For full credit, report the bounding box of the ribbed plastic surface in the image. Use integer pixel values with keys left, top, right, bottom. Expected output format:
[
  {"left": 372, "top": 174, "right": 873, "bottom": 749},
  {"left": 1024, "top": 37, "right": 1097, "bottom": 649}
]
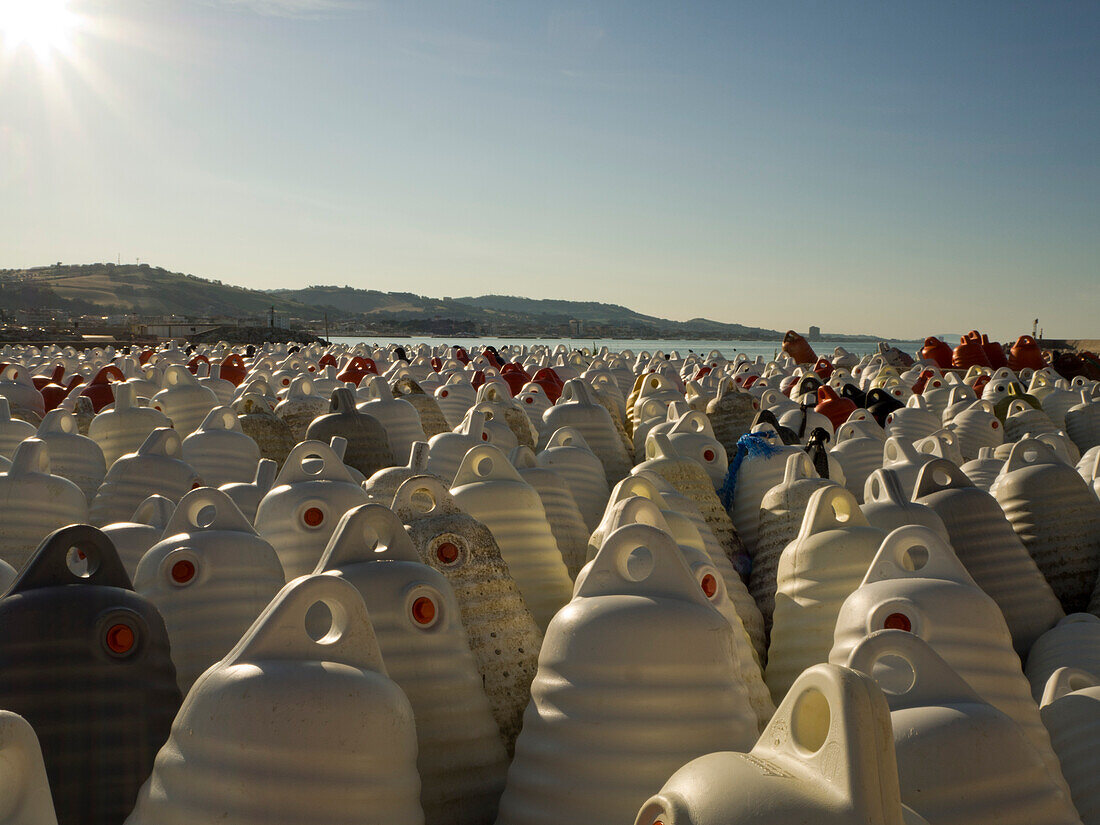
[
  {"left": 393, "top": 474, "right": 542, "bottom": 755},
  {"left": 766, "top": 486, "right": 885, "bottom": 704},
  {"left": 1041, "top": 668, "right": 1100, "bottom": 825},
  {"left": 497, "top": 524, "right": 757, "bottom": 825},
  {"left": 88, "top": 428, "right": 200, "bottom": 527},
  {"left": 125, "top": 576, "right": 424, "bottom": 825},
  {"left": 0, "top": 525, "right": 181, "bottom": 825},
  {"left": 0, "top": 439, "right": 88, "bottom": 571},
  {"left": 991, "top": 439, "right": 1100, "bottom": 614},
  {"left": 305, "top": 387, "right": 396, "bottom": 478},
  {"left": 830, "top": 525, "right": 1070, "bottom": 795},
  {"left": 134, "top": 488, "right": 286, "bottom": 693},
  {"left": 452, "top": 444, "right": 574, "bottom": 631},
  {"left": 752, "top": 452, "right": 837, "bottom": 635},
  {"left": 254, "top": 440, "right": 370, "bottom": 578},
  {"left": 914, "top": 459, "right": 1064, "bottom": 655},
  {"left": 180, "top": 406, "right": 261, "bottom": 487},
  {"left": 314, "top": 505, "right": 508, "bottom": 825},
  {"left": 847, "top": 630, "right": 1082, "bottom": 825}
]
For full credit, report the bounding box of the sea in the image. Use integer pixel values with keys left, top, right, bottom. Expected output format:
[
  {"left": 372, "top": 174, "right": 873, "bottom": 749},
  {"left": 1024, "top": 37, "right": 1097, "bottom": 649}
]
[{"left": 329, "top": 336, "right": 925, "bottom": 362}]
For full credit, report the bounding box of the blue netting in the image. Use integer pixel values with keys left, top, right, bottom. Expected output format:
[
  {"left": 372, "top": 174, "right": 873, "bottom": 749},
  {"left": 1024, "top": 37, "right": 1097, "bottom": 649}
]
[{"left": 719, "top": 431, "right": 785, "bottom": 510}]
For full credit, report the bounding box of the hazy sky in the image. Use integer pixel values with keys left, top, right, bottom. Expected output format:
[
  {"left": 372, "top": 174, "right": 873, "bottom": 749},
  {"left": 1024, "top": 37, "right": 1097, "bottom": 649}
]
[{"left": 1, "top": 1, "right": 1096, "bottom": 340}]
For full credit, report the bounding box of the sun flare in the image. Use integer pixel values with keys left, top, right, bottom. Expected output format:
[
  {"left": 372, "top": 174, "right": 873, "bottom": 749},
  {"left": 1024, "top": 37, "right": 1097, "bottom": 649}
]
[{"left": 0, "top": 0, "right": 77, "bottom": 56}]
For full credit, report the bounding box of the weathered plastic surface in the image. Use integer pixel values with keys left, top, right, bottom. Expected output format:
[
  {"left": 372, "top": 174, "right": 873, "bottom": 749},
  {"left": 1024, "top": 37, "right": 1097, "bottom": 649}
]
[
  {"left": 541, "top": 379, "right": 633, "bottom": 481},
  {"left": 305, "top": 387, "right": 396, "bottom": 478},
  {"left": 829, "top": 525, "right": 1069, "bottom": 792},
  {"left": 473, "top": 382, "right": 536, "bottom": 449},
  {"left": 254, "top": 440, "right": 370, "bottom": 578},
  {"left": 392, "top": 375, "right": 452, "bottom": 438},
  {"left": 88, "top": 428, "right": 200, "bottom": 527},
  {"left": 357, "top": 375, "right": 429, "bottom": 459},
  {"left": 150, "top": 364, "right": 219, "bottom": 436},
  {"left": 273, "top": 375, "right": 328, "bottom": 441},
  {"left": 637, "top": 432, "right": 748, "bottom": 566},
  {"left": 766, "top": 486, "right": 885, "bottom": 704},
  {"left": 363, "top": 441, "right": 436, "bottom": 504},
  {"left": 34, "top": 410, "right": 107, "bottom": 503},
  {"left": 0, "top": 710, "right": 59, "bottom": 825},
  {"left": 535, "top": 427, "right": 611, "bottom": 532},
  {"left": 0, "top": 397, "right": 35, "bottom": 459},
  {"left": 451, "top": 443, "right": 574, "bottom": 630},
  {"left": 134, "top": 488, "right": 286, "bottom": 693},
  {"left": 497, "top": 523, "right": 757, "bottom": 825},
  {"left": 0, "top": 440, "right": 89, "bottom": 571},
  {"left": 101, "top": 494, "right": 176, "bottom": 577},
  {"left": 635, "top": 663, "right": 913, "bottom": 825},
  {"left": 860, "top": 468, "right": 950, "bottom": 540},
  {"left": 511, "top": 446, "right": 590, "bottom": 579},
  {"left": 0, "top": 525, "right": 181, "bottom": 825},
  {"left": 217, "top": 458, "right": 277, "bottom": 524},
  {"left": 87, "top": 383, "right": 171, "bottom": 468},
  {"left": 848, "top": 630, "right": 1082, "bottom": 825},
  {"left": 393, "top": 474, "right": 542, "bottom": 754},
  {"left": 914, "top": 458, "right": 1065, "bottom": 655},
  {"left": 314, "top": 504, "right": 508, "bottom": 825},
  {"left": 234, "top": 393, "right": 296, "bottom": 467},
  {"left": 885, "top": 397, "right": 942, "bottom": 444},
  {"left": 751, "top": 451, "right": 837, "bottom": 635},
  {"left": 1025, "top": 614, "right": 1100, "bottom": 703},
  {"left": 125, "top": 575, "right": 424, "bottom": 825},
  {"left": 1040, "top": 668, "right": 1100, "bottom": 825},
  {"left": 991, "top": 438, "right": 1100, "bottom": 614},
  {"left": 180, "top": 406, "right": 261, "bottom": 487},
  {"left": 704, "top": 378, "right": 757, "bottom": 458}
]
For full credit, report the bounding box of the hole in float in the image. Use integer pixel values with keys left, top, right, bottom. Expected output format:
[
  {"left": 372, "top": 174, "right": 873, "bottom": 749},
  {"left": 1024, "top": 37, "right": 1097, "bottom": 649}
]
[
  {"left": 194, "top": 504, "right": 217, "bottom": 529},
  {"left": 301, "top": 453, "right": 325, "bottom": 475},
  {"left": 623, "top": 545, "right": 654, "bottom": 582},
  {"left": 872, "top": 652, "right": 917, "bottom": 695},
  {"left": 411, "top": 595, "right": 438, "bottom": 627},
  {"left": 410, "top": 487, "right": 436, "bottom": 514},
  {"left": 66, "top": 544, "right": 99, "bottom": 578},
  {"left": 475, "top": 455, "right": 494, "bottom": 476},
  {"left": 305, "top": 598, "right": 347, "bottom": 645},
  {"left": 932, "top": 469, "right": 951, "bottom": 488},
  {"left": 790, "top": 687, "right": 830, "bottom": 753},
  {"left": 901, "top": 545, "right": 929, "bottom": 571},
  {"left": 830, "top": 497, "right": 852, "bottom": 523}
]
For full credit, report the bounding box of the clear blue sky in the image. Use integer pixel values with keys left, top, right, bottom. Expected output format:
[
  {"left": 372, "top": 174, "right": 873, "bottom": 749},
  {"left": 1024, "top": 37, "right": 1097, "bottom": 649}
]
[{"left": 1, "top": 0, "right": 1097, "bottom": 340}]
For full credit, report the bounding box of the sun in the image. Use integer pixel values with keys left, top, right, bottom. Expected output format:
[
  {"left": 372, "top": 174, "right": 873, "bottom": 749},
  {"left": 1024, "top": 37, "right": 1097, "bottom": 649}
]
[{"left": 0, "top": 0, "right": 78, "bottom": 56}]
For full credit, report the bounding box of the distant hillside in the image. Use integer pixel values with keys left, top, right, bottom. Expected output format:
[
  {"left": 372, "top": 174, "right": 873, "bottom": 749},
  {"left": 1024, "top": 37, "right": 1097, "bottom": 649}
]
[
  {"left": 456, "top": 294, "right": 780, "bottom": 336},
  {"left": 1, "top": 264, "right": 313, "bottom": 318},
  {"left": 0, "top": 263, "right": 803, "bottom": 339}
]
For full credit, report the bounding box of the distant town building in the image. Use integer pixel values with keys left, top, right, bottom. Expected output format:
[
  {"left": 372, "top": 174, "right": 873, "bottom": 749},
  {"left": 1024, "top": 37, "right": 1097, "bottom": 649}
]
[{"left": 808, "top": 325, "right": 821, "bottom": 341}]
